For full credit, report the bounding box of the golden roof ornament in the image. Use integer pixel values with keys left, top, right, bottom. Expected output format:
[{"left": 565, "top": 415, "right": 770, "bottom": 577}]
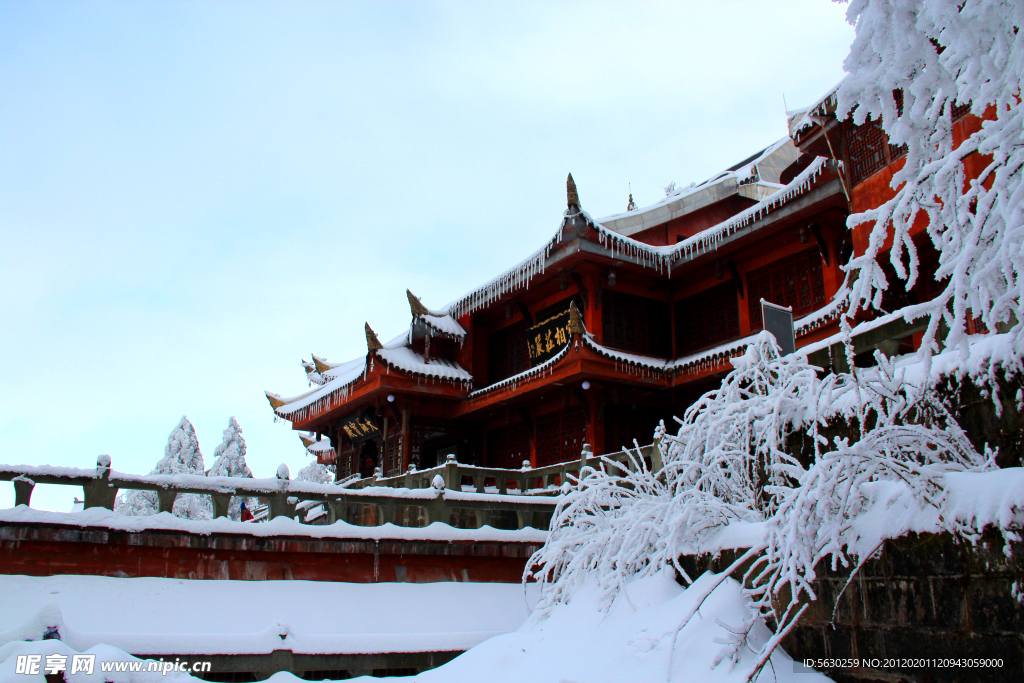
[
  {"left": 407, "top": 289, "right": 429, "bottom": 317},
  {"left": 568, "top": 300, "right": 586, "bottom": 336},
  {"left": 567, "top": 173, "right": 580, "bottom": 209},
  {"left": 265, "top": 391, "right": 285, "bottom": 409},
  {"left": 312, "top": 355, "right": 331, "bottom": 373},
  {"left": 299, "top": 434, "right": 316, "bottom": 448},
  {"left": 365, "top": 323, "right": 383, "bottom": 352}
]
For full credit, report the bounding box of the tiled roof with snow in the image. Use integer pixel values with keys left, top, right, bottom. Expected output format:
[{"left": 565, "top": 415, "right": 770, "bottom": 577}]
[
  {"left": 447, "top": 156, "right": 832, "bottom": 319},
  {"left": 596, "top": 137, "right": 799, "bottom": 237},
  {"left": 788, "top": 79, "right": 844, "bottom": 139},
  {"left": 377, "top": 346, "right": 473, "bottom": 383},
  {"left": 421, "top": 313, "right": 466, "bottom": 339}
]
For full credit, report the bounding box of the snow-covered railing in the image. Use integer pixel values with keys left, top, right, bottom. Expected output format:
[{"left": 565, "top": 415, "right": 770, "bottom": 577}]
[
  {"left": 369, "top": 441, "right": 663, "bottom": 494},
  {"left": 0, "top": 456, "right": 557, "bottom": 531}
]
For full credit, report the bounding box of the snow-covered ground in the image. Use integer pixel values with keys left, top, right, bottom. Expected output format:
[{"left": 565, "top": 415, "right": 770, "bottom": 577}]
[
  {"left": 0, "top": 575, "right": 537, "bottom": 656},
  {"left": 0, "top": 571, "right": 830, "bottom": 683}
]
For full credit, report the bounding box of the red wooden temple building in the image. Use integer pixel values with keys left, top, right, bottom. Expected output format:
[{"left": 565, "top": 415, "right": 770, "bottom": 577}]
[{"left": 266, "top": 83, "right": 986, "bottom": 480}]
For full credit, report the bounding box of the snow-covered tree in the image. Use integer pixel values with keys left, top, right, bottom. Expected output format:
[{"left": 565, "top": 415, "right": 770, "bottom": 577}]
[
  {"left": 296, "top": 462, "right": 334, "bottom": 484},
  {"left": 116, "top": 416, "right": 212, "bottom": 520},
  {"left": 207, "top": 417, "right": 254, "bottom": 520},
  {"left": 527, "top": 334, "right": 991, "bottom": 679},
  {"left": 837, "top": 0, "right": 1024, "bottom": 368}
]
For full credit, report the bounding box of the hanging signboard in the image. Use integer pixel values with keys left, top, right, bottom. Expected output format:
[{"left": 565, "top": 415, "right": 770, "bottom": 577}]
[
  {"left": 526, "top": 309, "right": 571, "bottom": 367},
  {"left": 761, "top": 299, "right": 796, "bottom": 356},
  {"left": 339, "top": 412, "right": 381, "bottom": 444}
]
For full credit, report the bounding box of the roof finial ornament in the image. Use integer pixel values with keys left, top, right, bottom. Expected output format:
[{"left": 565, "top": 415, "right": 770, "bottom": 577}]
[
  {"left": 312, "top": 355, "right": 331, "bottom": 373},
  {"left": 567, "top": 173, "right": 580, "bottom": 210},
  {"left": 365, "top": 323, "right": 383, "bottom": 352},
  {"left": 627, "top": 183, "right": 637, "bottom": 212},
  {"left": 568, "top": 300, "right": 586, "bottom": 336},
  {"left": 265, "top": 391, "right": 285, "bottom": 409},
  {"left": 407, "top": 289, "right": 429, "bottom": 317}
]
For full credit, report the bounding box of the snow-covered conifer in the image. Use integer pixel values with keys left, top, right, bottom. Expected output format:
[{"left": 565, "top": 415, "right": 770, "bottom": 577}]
[
  {"left": 295, "top": 462, "right": 334, "bottom": 484},
  {"left": 208, "top": 417, "right": 254, "bottom": 520},
  {"left": 116, "top": 416, "right": 212, "bottom": 520}
]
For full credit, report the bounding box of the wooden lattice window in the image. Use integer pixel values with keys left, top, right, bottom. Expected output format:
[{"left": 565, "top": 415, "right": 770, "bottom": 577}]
[
  {"left": 674, "top": 280, "right": 740, "bottom": 356},
  {"left": 844, "top": 118, "right": 889, "bottom": 185},
  {"left": 485, "top": 422, "right": 532, "bottom": 469},
  {"left": 384, "top": 425, "right": 403, "bottom": 476},
  {"left": 747, "top": 249, "right": 826, "bottom": 330},
  {"left": 966, "top": 311, "right": 989, "bottom": 336},
  {"left": 535, "top": 406, "right": 587, "bottom": 467},
  {"left": 337, "top": 441, "right": 354, "bottom": 480},
  {"left": 951, "top": 100, "right": 972, "bottom": 121},
  {"left": 488, "top": 321, "right": 530, "bottom": 383},
  {"left": 602, "top": 291, "right": 671, "bottom": 357},
  {"left": 843, "top": 109, "right": 916, "bottom": 186}
]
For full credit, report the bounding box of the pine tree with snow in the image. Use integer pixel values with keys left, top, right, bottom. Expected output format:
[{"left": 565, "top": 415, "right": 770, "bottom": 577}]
[
  {"left": 116, "top": 416, "right": 212, "bottom": 520},
  {"left": 207, "top": 417, "right": 254, "bottom": 520},
  {"left": 296, "top": 462, "right": 334, "bottom": 484}
]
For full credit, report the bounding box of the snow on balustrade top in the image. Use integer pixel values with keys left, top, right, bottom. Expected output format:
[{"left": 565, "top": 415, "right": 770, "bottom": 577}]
[
  {"left": 376, "top": 345, "right": 473, "bottom": 383},
  {"left": 0, "top": 506, "right": 550, "bottom": 544}
]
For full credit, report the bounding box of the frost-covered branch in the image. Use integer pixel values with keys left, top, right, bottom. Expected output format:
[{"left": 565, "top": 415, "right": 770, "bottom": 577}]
[
  {"left": 837, "top": 0, "right": 1024, "bottom": 370},
  {"left": 527, "top": 334, "right": 992, "bottom": 678}
]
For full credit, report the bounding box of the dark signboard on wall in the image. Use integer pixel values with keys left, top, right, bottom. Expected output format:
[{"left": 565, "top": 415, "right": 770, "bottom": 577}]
[
  {"left": 526, "top": 309, "right": 571, "bottom": 367},
  {"left": 339, "top": 411, "right": 381, "bottom": 444},
  {"left": 761, "top": 299, "right": 796, "bottom": 356}
]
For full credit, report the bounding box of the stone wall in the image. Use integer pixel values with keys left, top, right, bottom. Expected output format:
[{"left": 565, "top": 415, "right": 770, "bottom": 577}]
[
  {"left": 0, "top": 522, "right": 542, "bottom": 584},
  {"left": 680, "top": 529, "right": 1024, "bottom": 682}
]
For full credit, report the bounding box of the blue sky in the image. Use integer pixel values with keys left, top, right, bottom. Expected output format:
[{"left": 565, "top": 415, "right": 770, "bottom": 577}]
[{"left": 0, "top": 1, "right": 854, "bottom": 511}]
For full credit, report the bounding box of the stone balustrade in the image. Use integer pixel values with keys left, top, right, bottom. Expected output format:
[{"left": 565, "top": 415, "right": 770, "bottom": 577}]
[{"left": 1, "top": 442, "right": 662, "bottom": 530}]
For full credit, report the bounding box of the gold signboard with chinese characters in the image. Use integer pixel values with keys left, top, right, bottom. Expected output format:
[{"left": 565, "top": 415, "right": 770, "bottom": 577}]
[
  {"left": 526, "top": 309, "right": 571, "bottom": 367},
  {"left": 339, "top": 412, "right": 381, "bottom": 444}
]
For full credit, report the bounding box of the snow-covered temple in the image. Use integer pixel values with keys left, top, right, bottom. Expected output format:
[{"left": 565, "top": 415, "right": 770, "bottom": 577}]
[{"left": 265, "top": 87, "right": 983, "bottom": 481}]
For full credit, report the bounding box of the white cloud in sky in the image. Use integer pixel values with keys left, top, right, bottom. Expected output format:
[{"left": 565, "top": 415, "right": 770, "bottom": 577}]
[{"left": 0, "top": 0, "right": 854, "bottom": 510}]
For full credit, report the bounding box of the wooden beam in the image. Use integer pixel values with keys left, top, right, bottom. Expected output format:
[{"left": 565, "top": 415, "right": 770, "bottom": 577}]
[
  {"left": 810, "top": 223, "right": 831, "bottom": 266},
  {"left": 569, "top": 272, "right": 590, "bottom": 310},
  {"left": 516, "top": 301, "right": 534, "bottom": 327},
  {"left": 726, "top": 261, "right": 745, "bottom": 299}
]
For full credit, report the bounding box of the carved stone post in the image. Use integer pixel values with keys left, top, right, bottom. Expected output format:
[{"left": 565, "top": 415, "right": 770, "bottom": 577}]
[
  {"left": 443, "top": 454, "right": 460, "bottom": 491},
  {"left": 157, "top": 490, "right": 177, "bottom": 514},
  {"left": 212, "top": 493, "right": 232, "bottom": 519},
  {"left": 12, "top": 476, "right": 34, "bottom": 507},
  {"left": 84, "top": 455, "right": 119, "bottom": 510}
]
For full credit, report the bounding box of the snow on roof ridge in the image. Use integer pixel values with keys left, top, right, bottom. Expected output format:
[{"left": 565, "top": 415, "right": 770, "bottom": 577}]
[
  {"left": 789, "top": 78, "right": 845, "bottom": 139},
  {"left": 592, "top": 157, "right": 830, "bottom": 274},
  {"left": 468, "top": 338, "right": 576, "bottom": 398},
  {"left": 377, "top": 346, "right": 473, "bottom": 383},
  {"left": 421, "top": 312, "right": 467, "bottom": 339},
  {"left": 273, "top": 358, "right": 367, "bottom": 421},
  {"left": 448, "top": 217, "right": 570, "bottom": 320},
  {"left": 597, "top": 137, "right": 794, "bottom": 225}
]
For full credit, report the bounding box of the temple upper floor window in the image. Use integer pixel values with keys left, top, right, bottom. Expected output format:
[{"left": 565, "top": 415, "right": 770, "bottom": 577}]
[
  {"left": 601, "top": 291, "right": 671, "bottom": 358},
  {"left": 746, "top": 248, "right": 826, "bottom": 330}
]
